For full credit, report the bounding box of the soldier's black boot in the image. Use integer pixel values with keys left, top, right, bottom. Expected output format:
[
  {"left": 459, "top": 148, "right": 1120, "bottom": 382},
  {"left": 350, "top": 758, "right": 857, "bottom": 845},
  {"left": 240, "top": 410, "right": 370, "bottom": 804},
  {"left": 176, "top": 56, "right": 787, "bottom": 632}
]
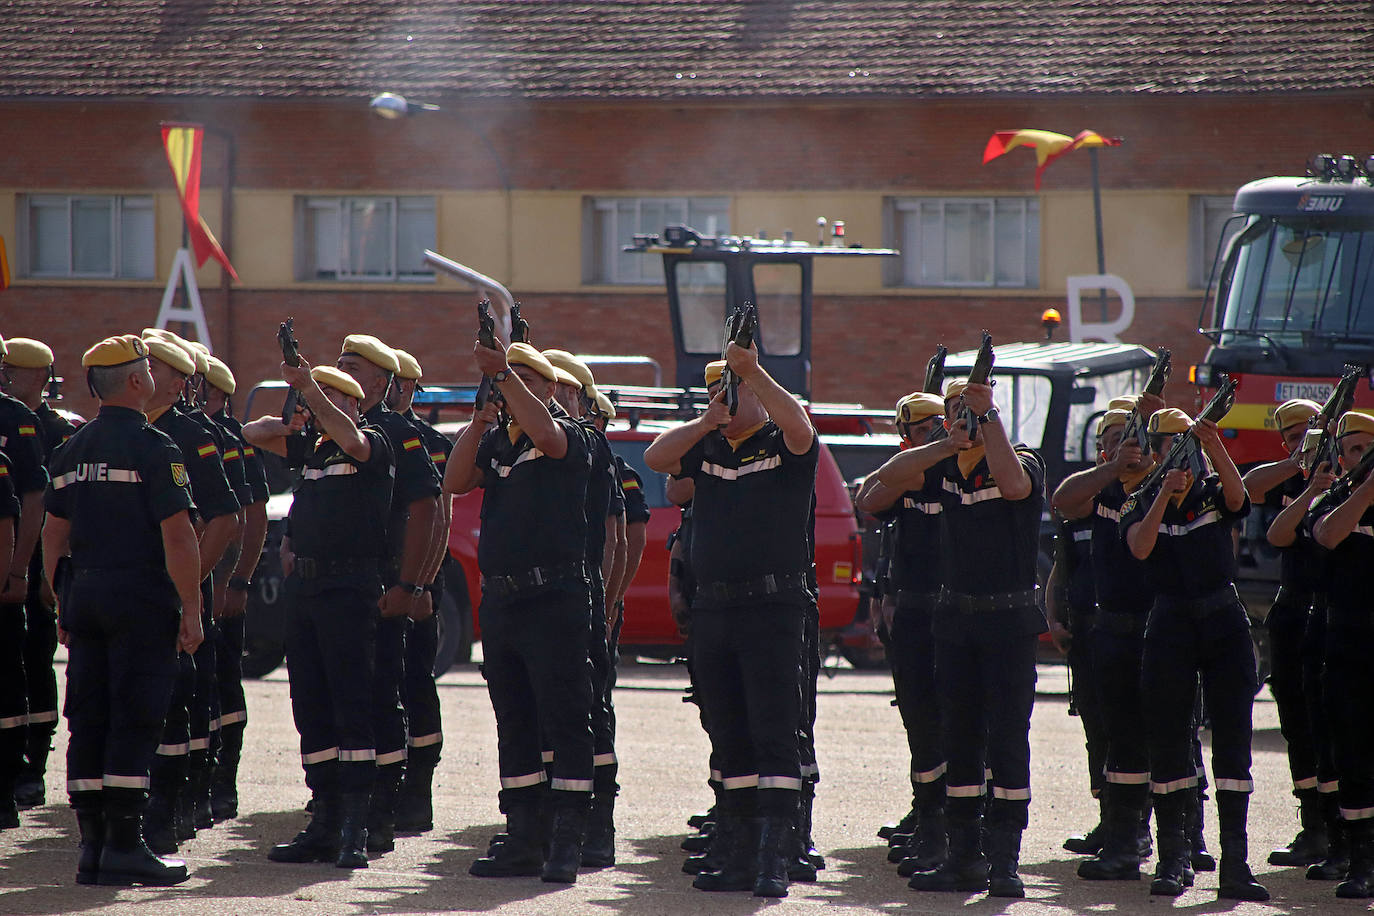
[
  {"left": 1063, "top": 795, "right": 1106, "bottom": 855},
  {"left": 694, "top": 815, "right": 759, "bottom": 892},
  {"left": 1336, "top": 819, "right": 1374, "bottom": 898},
  {"left": 72, "top": 791, "right": 103, "bottom": 885},
  {"left": 15, "top": 724, "right": 54, "bottom": 809},
  {"left": 97, "top": 790, "right": 189, "bottom": 887},
  {"left": 1270, "top": 787, "right": 1327, "bottom": 866},
  {"left": 582, "top": 783, "right": 617, "bottom": 868},
  {"left": 1149, "top": 792, "right": 1190, "bottom": 896},
  {"left": 1307, "top": 794, "right": 1348, "bottom": 881},
  {"left": 394, "top": 748, "right": 437, "bottom": 835},
  {"left": 365, "top": 764, "right": 400, "bottom": 854},
  {"left": 986, "top": 824, "right": 1026, "bottom": 898},
  {"left": 141, "top": 790, "right": 178, "bottom": 856},
  {"left": 897, "top": 803, "right": 948, "bottom": 876},
  {"left": 683, "top": 812, "right": 733, "bottom": 875},
  {"left": 470, "top": 802, "right": 543, "bottom": 877},
  {"left": 210, "top": 723, "right": 243, "bottom": 821},
  {"left": 1078, "top": 800, "right": 1143, "bottom": 881},
  {"left": 269, "top": 793, "right": 341, "bottom": 863},
  {"left": 335, "top": 792, "right": 370, "bottom": 869},
  {"left": 1137, "top": 796, "right": 1154, "bottom": 859},
  {"left": 542, "top": 796, "right": 589, "bottom": 883},
  {"left": 753, "top": 816, "right": 792, "bottom": 897},
  {"left": 909, "top": 810, "right": 989, "bottom": 893},
  {"left": 1216, "top": 791, "right": 1269, "bottom": 901},
  {"left": 879, "top": 798, "right": 919, "bottom": 841},
  {"left": 788, "top": 782, "right": 819, "bottom": 881},
  {"left": 800, "top": 780, "right": 824, "bottom": 871},
  {"left": 1185, "top": 786, "right": 1215, "bottom": 871},
  {"left": 189, "top": 760, "right": 214, "bottom": 831}
]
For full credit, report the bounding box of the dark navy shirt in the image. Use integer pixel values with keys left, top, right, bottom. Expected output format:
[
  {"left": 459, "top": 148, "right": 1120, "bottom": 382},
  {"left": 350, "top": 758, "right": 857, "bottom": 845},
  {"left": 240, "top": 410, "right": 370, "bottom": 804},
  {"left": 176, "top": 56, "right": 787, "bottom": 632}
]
[{"left": 1119, "top": 475, "right": 1249, "bottom": 599}]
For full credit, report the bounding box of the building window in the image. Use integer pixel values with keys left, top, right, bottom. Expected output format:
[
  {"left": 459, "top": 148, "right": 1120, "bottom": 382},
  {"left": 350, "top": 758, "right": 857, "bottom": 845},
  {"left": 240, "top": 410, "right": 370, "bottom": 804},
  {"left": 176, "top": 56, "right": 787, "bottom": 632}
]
[
  {"left": 885, "top": 197, "right": 1040, "bottom": 288},
  {"left": 1190, "top": 195, "right": 1242, "bottom": 289},
  {"left": 297, "top": 196, "right": 436, "bottom": 281},
  {"left": 20, "top": 194, "right": 155, "bottom": 279},
  {"left": 584, "top": 196, "right": 730, "bottom": 284}
]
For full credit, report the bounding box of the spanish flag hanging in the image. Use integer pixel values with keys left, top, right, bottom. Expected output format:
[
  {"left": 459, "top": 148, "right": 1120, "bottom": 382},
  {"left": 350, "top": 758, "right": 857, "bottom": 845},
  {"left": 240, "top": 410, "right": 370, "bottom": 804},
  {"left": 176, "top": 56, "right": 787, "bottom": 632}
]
[
  {"left": 161, "top": 122, "right": 239, "bottom": 281},
  {"left": 983, "top": 129, "right": 1123, "bottom": 189}
]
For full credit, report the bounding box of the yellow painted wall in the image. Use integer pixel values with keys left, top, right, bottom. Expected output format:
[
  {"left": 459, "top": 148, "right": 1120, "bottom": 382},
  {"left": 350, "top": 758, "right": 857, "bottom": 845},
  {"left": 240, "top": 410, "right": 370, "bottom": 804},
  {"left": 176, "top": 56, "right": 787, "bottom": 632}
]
[{"left": 1042, "top": 191, "right": 1190, "bottom": 297}]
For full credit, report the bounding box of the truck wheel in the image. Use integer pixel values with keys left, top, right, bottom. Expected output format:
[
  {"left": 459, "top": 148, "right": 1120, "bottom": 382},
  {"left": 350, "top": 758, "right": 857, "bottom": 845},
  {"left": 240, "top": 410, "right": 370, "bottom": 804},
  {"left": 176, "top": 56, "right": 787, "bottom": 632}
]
[{"left": 433, "top": 583, "right": 474, "bottom": 676}]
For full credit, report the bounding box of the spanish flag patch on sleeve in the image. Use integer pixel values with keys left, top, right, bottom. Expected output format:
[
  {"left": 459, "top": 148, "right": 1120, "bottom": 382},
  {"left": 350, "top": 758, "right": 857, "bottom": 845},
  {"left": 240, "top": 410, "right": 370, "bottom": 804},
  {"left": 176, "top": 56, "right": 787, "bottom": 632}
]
[
  {"left": 403, "top": 437, "right": 422, "bottom": 451},
  {"left": 17, "top": 425, "right": 36, "bottom": 437},
  {"left": 197, "top": 443, "right": 217, "bottom": 458},
  {"left": 622, "top": 479, "right": 640, "bottom": 490},
  {"left": 430, "top": 452, "right": 447, "bottom": 464}
]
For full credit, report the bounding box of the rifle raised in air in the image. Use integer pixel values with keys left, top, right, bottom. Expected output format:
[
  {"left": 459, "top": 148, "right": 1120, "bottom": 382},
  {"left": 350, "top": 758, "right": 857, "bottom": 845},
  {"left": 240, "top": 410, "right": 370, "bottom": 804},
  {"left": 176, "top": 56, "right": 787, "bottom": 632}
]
[
  {"left": 278, "top": 318, "right": 301, "bottom": 423},
  {"left": 1135, "top": 374, "right": 1238, "bottom": 503},
  {"left": 474, "top": 299, "right": 500, "bottom": 412},
  {"left": 720, "top": 302, "right": 759, "bottom": 417},
  {"left": 509, "top": 300, "right": 531, "bottom": 345},
  {"left": 923, "top": 345, "right": 948, "bottom": 395},
  {"left": 959, "top": 332, "right": 995, "bottom": 441},
  {"left": 1120, "top": 348, "right": 1172, "bottom": 452},
  {"left": 1296, "top": 365, "right": 1362, "bottom": 475}
]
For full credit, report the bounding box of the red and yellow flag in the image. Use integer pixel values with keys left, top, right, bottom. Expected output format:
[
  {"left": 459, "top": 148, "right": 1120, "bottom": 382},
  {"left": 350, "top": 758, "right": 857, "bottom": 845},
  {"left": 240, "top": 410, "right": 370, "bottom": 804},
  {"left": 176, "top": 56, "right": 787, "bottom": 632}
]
[
  {"left": 161, "top": 123, "right": 239, "bottom": 281},
  {"left": 983, "top": 129, "right": 1123, "bottom": 189}
]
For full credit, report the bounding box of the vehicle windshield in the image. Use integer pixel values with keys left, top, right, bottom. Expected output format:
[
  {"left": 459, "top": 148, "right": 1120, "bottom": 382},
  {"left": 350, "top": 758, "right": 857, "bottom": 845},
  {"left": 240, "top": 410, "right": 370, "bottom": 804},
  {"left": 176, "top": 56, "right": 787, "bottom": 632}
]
[
  {"left": 1219, "top": 216, "right": 1374, "bottom": 345},
  {"left": 675, "top": 261, "right": 728, "bottom": 354},
  {"left": 999, "top": 373, "right": 1053, "bottom": 450}
]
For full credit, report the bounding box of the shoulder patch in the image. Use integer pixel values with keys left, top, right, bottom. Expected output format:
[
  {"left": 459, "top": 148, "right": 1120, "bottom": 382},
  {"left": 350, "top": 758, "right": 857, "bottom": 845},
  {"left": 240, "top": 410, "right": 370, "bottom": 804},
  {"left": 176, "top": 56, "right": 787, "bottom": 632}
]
[
  {"left": 403, "top": 437, "right": 422, "bottom": 451},
  {"left": 171, "top": 463, "right": 189, "bottom": 488},
  {"left": 196, "top": 442, "right": 217, "bottom": 458},
  {"left": 17, "top": 425, "right": 36, "bottom": 437}
]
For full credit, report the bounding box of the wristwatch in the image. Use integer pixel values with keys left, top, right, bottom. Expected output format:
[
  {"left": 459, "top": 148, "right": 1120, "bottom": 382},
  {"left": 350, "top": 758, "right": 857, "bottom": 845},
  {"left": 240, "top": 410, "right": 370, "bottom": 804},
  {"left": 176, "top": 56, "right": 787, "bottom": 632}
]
[
  {"left": 397, "top": 580, "right": 426, "bottom": 598},
  {"left": 492, "top": 368, "right": 512, "bottom": 384},
  {"left": 227, "top": 576, "right": 252, "bottom": 592},
  {"left": 978, "top": 407, "right": 1001, "bottom": 424}
]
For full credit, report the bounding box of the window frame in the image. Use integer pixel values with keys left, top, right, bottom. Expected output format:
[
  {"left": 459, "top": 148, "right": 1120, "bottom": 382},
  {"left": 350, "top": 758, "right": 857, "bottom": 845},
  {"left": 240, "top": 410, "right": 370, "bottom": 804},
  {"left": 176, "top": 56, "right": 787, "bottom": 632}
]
[
  {"left": 884, "top": 195, "right": 1040, "bottom": 289},
  {"left": 19, "top": 193, "right": 156, "bottom": 280},
  {"left": 295, "top": 194, "right": 436, "bottom": 283},
  {"left": 583, "top": 195, "right": 730, "bottom": 285}
]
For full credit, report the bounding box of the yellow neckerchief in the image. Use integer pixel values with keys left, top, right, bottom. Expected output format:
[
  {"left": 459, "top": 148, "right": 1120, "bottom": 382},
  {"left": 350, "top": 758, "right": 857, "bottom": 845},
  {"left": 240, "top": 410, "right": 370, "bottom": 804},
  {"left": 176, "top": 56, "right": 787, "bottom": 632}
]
[
  {"left": 1170, "top": 470, "right": 1196, "bottom": 508},
  {"left": 145, "top": 404, "right": 172, "bottom": 423},
  {"left": 727, "top": 421, "right": 767, "bottom": 451},
  {"left": 956, "top": 444, "right": 987, "bottom": 479},
  {"left": 315, "top": 434, "right": 333, "bottom": 447},
  {"left": 507, "top": 421, "right": 524, "bottom": 445},
  {"left": 1119, "top": 461, "right": 1154, "bottom": 494}
]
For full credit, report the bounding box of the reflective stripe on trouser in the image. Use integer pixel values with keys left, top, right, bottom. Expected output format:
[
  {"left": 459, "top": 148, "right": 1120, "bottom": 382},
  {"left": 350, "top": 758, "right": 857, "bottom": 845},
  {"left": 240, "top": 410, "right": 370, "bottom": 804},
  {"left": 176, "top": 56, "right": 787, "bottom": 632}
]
[
  {"left": 1066, "top": 604, "right": 1108, "bottom": 796},
  {"left": 401, "top": 608, "right": 442, "bottom": 753},
  {"left": 1092, "top": 625, "right": 1151, "bottom": 807},
  {"left": 588, "top": 577, "right": 617, "bottom": 762},
  {"left": 288, "top": 583, "right": 380, "bottom": 795},
  {"left": 371, "top": 615, "right": 409, "bottom": 769},
  {"left": 1302, "top": 602, "right": 1340, "bottom": 788},
  {"left": 1322, "top": 618, "right": 1374, "bottom": 821},
  {"left": 1266, "top": 594, "right": 1319, "bottom": 792},
  {"left": 21, "top": 586, "right": 60, "bottom": 735},
  {"left": 61, "top": 576, "right": 179, "bottom": 803},
  {"left": 936, "top": 630, "right": 1038, "bottom": 829},
  {"left": 214, "top": 612, "right": 247, "bottom": 727},
  {"left": 480, "top": 587, "right": 594, "bottom": 805},
  {"left": 798, "top": 600, "right": 821, "bottom": 782},
  {"left": 1142, "top": 596, "right": 1255, "bottom": 795},
  {"left": 690, "top": 600, "right": 804, "bottom": 820},
  {"left": 889, "top": 599, "right": 943, "bottom": 802}
]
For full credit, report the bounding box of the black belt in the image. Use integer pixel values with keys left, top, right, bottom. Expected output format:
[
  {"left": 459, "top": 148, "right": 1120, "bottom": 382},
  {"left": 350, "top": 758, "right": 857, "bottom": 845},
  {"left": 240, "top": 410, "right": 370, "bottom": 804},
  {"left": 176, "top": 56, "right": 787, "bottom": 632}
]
[
  {"left": 1154, "top": 584, "right": 1240, "bottom": 616},
  {"left": 698, "top": 572, "right": 811, "bottom": 604},
  {"left": 1273, "top": 586, "right": 1315, "bottom": 611},
  {"left": 896, "top": 589, "right": 941, "bottom": 609},
  {"left": 483, "top": 561, "right": 587, "bottom": 598},
  {"left": 939, "top": 587, "right": 1038, "bottom": 613},
  {"left": 1094, "top": 608, "right": 1147, "bottom": 638},
  {"left": 294, "top": 557, "right": 379, "bottom": 581}
]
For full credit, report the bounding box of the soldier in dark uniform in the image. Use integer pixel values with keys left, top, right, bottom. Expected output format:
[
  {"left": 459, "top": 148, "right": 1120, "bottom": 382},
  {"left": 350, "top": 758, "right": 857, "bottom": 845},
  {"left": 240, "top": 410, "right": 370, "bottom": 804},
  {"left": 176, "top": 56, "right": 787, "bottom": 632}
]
[
  {"left": 0, "top": 337, "right": 56, "bottom": 821},
  {"left": 856, "top": 392, "right": 948, "bottom": 876},
  {"left": 1122, "top": 408, "right": 1268, "bottom": 901},
  {"left": 246, "top": 362, "right": 395, "bottom": 868},
  {"left": 645, "top": 342, "right": 818, "bottom": 899},
  {"left": 202, "top": 354, "right": 271, "bottom": 822},
  {"left": 1309, "top": 410, "right": 1374, "bottom": 898},
  {"left": 337, "top": 335, "right": 442, "bottom": 855},
  {"left": 1242, "top": 398, "right": 1338, "bottom": 870},
  {"left": 139, "top": 336, "right": 240, "bottom": 853},
  {"left": 544, "top": 348, "right": 627, "bottom": 868},
  {"left": 873, "top": 378, "right": 1045, "bottom": 899},
  {"left": 43, "top": 334, "right": 203, "bottom": 886},
  {"left": 598, "top": 392, "right": 650, "bottom": 623},
  {"left": 385, "top": 348, "right": 453, "bottom": 835},
  {"left": 1053, "top": 405, "right": 1158, "bottom": 880},
  {"left": 446, "top": 341, "right": 595, "bottom": 884}
]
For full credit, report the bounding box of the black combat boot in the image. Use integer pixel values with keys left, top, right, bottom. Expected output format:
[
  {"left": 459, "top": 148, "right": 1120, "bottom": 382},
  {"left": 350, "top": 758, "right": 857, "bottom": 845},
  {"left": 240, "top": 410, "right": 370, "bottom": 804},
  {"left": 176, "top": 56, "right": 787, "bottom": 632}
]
[
  {"left": 986, "top": 824, "right": 1026, "bottom": 898},
  {"left": 15, "top": 724, "right": 54, "bottom": 809},
  {"left": 189, "top": 756, "right": 214, "bottom": 830},
  {"left": 72, "top": 791, "right": 103, "bottom": 886},
  {"left": 788, "top": 781, "right": 821, "bottom": 881},
  {"left": 582, "top": 786, "right": 617, "bottom": 868},
  {"left": 1063, "top": 795, "right": 1106, "bottom": 855},
  {"left": 694, "top": 815, "right": 759, "bottom": 892},
  {"left": 210, "top": 723, "right": 243, "bottom": 821},
  {"left": 753, "top": 816, "right": 792, "bottom": 897},
  {"left": 909, "top": 810, "right": 989, "bottom": 893},
  {"left": 897, "top": 802, "right": 947, "bottom": 876},
  {"left": 879, "top": 799, "right": 919, "bottom": 841},
  {"left": 141, "top": 790, "right": 178, "bottom": 856},
  {"left": 1337, "top": 819, "right": 1374, "bottom": 898},
  {"left": 1269, "top": 788, "right": 1328, "bottom": 866},
  {"left": 269, "top": 793, "right": 341, "bottom": 863},
  {"left": 1078, "top": 799, "right": 1143, "bottom": 881},
  {"left": 366, "top": 764, "right": 400, "bottom": 854},
  {"left": 683, "top": 812, "right": 733, "bottom": 875},
  {"left": 1149, "top": 792, "right": 1190, "bottom": 897},
  {"left": 97, "top": 790, "right": 189, "bottom": 887},
  {"left": 1216, "top": 791, "right": 1269, "bottom": 901},
  {"left": 1307, "top": 794, "right": 1348, "bottom": 881},
  {"left": 1185, "top": 786, "right": 1215, "bottom": 871},
  {"left": 335, "top": 792, "right": 370, "bottom": 869},
  {"left": 542, "top": 796, "right": 589, "bottom": 883},
  {"left": 470, "top": 802, "right": 543, "bottom": 877},
  {"left": 393, "top": 748, "right": 437, "bottom": 835},
  {"left": 1137, "top": 796, "right": 1154, "bottom": 859}
]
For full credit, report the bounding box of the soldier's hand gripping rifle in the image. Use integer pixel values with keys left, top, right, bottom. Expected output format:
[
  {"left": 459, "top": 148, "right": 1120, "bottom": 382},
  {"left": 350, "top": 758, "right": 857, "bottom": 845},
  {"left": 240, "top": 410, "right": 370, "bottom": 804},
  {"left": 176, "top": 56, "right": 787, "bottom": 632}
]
[
  {"left": 278, "top": 318, "right": 302, "bottom": 423},
  {"left": 1136, "top": 375, "right": 1238, "bottom": 502},
  {"left": 1120, "top": 348, "right": 1172, "bottom": 452},
  {"left": 923, "top": 345, "right": 948, "bottom": 395},
  {"left": 720, "top": 302, "right": 759, "bottom": 417},
  {"left": 1296, "top": 364, "right": 1362, "bottom": 475},
  {"left": 1325, "top": 434, "right": 1374, "bottom": 505},
  {"left": 474, "top": 299, "right": 501, "bottom": 412},
  {"left": 959, "top": 332, "right": 995, "bottom": 441}
]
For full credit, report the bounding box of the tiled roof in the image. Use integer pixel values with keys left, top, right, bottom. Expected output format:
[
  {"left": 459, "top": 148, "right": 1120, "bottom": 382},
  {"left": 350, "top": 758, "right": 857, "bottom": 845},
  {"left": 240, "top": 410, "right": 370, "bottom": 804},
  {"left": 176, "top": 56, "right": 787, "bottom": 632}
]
[{"left": 2, "top": 1, "right": 1370, "bottom": 100}]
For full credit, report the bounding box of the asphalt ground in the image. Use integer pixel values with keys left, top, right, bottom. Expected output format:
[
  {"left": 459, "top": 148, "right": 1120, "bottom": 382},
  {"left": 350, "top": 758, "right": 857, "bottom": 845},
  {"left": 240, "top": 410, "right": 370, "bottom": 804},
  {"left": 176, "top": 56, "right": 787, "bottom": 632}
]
[{"left": 0, "top": 652, "right": 1333, "bottom": 916}]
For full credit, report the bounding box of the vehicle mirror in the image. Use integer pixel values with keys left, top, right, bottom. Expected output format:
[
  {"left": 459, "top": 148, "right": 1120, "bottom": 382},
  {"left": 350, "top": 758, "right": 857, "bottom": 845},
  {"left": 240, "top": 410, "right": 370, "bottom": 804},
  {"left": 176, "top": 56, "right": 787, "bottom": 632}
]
[{"left": 1069, "top": 386, "right": 1097, "bottom": 405}]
